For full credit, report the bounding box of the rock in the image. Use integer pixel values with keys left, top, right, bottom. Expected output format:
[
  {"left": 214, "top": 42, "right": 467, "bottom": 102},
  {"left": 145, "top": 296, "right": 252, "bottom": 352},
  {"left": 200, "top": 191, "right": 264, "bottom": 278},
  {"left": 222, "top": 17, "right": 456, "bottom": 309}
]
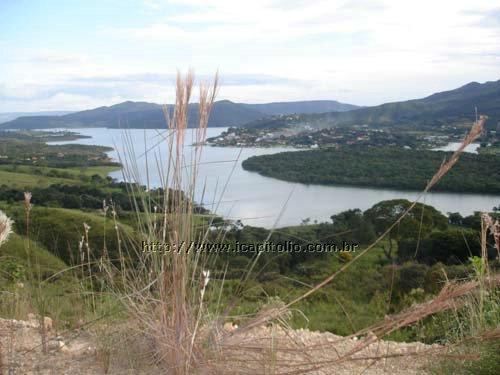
[
  {"left": 44, "top": 316, "right": 53, "bottom": 332},
  {"left": 27, "top": 312, "right": 36, "bottom": 321},
  {"left": 223, "top": 322, "right": 238, "bottom": 332}
]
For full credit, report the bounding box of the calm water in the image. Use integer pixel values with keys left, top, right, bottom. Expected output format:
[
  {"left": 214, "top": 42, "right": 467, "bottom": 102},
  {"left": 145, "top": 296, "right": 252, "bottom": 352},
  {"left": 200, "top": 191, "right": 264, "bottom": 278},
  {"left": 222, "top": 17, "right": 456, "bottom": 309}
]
[
  {"left": 432, "top": 142, "right": 480, "bottom": 154},
  {"left": 48, "top": 127, "right": 499, "bottom": 228}
]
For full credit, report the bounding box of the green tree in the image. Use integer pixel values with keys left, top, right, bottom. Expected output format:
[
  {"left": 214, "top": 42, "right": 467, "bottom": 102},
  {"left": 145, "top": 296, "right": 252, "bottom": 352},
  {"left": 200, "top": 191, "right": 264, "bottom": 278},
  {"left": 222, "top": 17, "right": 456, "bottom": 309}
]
[{"left": 364, "top": 199, "right": 448, "bottom": 260}]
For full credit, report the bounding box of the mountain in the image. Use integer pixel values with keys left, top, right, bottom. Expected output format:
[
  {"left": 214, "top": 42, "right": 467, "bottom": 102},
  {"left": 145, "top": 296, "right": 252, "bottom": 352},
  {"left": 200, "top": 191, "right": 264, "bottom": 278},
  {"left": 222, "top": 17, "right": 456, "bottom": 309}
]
[
  {"left": 0, "top": 111, "right": 73, "bottom": 124},
  {"left": 0, "top": 100, "right": 357, "bottom": 130},
  {"left": 245, "top": 80, "right": 500, "bottom": 129},
  {"left": 242, "top": 100, "right": 359, "bottom": 115},
  {"left": 3, "top": 81, "right": 498, "bottom": 130},
  {"left": 0, "top": 100, "right": 267, "bottom": 129}
]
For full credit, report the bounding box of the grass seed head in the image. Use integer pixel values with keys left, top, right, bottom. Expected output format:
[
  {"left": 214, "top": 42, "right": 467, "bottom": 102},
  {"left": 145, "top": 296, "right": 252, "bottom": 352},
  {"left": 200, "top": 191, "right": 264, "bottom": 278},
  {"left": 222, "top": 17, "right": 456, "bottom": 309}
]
[{"left": 0, "top": 209, "right": 14, "bottom": 247}]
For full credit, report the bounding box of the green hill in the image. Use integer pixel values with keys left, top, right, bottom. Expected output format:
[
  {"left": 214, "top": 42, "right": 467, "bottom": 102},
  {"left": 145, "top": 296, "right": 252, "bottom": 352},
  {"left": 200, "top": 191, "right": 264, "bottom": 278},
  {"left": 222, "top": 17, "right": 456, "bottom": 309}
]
[
  {"left": 0, "top": 233, "right": 67, "bottom": 279},
  {"left": 242, "top": 100, "right": 359, "bottom": 115},
  {"left": 244, "top": 80, "right": 500, "bottom": 130},
  {"left": 1, "top": 100, "right": 359, "bottom": 130},
  {"left": 1, "top": 205, "right": 135, "bottom": 264},
  {"left": 0, "top": 100, "right": 265, "bottom": 129}
]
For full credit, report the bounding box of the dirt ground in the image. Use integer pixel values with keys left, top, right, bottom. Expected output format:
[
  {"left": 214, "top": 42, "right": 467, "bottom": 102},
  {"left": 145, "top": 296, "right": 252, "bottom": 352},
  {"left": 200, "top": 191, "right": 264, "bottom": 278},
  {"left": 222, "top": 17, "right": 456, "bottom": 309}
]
[{"left": 0, "top": 317, "right": 442, "bottom": 374}]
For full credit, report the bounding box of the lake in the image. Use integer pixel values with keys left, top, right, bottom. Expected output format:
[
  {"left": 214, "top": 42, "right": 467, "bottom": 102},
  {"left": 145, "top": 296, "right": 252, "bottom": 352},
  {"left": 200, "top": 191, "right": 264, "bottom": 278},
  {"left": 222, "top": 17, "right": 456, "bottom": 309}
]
[
  {"left": 48, "top": 127, "right": 499, "bottom": 228},
  {"left": 432, "top": 142, "right": 480, "bottom": 154}
]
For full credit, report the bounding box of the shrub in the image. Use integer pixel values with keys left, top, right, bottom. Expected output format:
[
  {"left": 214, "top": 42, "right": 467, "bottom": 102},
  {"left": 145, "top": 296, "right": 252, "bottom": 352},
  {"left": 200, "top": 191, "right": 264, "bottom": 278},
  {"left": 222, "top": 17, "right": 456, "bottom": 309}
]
[
  {"left": 395, "top": 262, "right": 428, "bottom": 294},
  {"left": 399, "top": 229, "right": 480, "bottom": 265}
]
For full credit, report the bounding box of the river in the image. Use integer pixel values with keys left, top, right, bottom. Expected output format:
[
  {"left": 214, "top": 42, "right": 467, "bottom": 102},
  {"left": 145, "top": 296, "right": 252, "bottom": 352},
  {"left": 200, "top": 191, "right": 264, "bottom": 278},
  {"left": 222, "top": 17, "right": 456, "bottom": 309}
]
[{"left": 48, "top": 127, "right": 499, "bottom": 228}]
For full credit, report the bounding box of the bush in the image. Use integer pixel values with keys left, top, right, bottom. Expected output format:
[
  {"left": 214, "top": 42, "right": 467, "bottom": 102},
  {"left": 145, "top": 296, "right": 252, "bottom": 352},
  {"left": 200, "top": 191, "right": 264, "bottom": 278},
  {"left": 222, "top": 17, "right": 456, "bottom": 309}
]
[
  {"left": 399, "top": 229, "right": 480, "bottom": 265},
  {"left": 395, "top": 262, "right": 428, "bottom": 294}
]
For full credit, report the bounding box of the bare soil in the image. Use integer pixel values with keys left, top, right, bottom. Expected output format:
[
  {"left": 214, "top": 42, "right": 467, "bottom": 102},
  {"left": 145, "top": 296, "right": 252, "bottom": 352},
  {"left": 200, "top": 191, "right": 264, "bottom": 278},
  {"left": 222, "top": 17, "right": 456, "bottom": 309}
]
[{"left": 0, "top": 317, "right": 441, "bottom": 374}]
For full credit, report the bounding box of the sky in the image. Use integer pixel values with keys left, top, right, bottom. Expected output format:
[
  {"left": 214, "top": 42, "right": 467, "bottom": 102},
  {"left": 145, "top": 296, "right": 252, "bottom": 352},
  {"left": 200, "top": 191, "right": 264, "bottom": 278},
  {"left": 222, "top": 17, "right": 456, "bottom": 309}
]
[{"left": 0, "top": 0, "right": 499, "bottom": 112}]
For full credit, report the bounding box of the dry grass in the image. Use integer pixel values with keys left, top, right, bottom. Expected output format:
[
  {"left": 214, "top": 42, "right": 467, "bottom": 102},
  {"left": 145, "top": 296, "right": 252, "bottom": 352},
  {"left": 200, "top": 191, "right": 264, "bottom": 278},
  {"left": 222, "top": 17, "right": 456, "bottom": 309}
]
[
  {"left": 100, "top": 71, "right": 223, "bottom": 374},
  {"left": 0, "top": 210, "right": 13, "bottom": 375},
  {"left": 0, "top": 210, "right": 13, "bottom": 248}
]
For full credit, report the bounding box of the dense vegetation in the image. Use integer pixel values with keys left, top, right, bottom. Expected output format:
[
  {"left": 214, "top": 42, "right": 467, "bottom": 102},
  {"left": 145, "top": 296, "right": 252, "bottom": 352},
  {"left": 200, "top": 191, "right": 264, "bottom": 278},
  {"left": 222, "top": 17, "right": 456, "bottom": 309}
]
[
  {"left": 204, "top": 199, "right": 499, "bottom": 339},
  {"left": 242, "top": 146, "right": 500, "bottom": 193},
  {"left": 0, "top": 130, "right": 88, "bottom": 142},
  {"left": 0, "top": 132, "right": 116, "bottom": 168}
]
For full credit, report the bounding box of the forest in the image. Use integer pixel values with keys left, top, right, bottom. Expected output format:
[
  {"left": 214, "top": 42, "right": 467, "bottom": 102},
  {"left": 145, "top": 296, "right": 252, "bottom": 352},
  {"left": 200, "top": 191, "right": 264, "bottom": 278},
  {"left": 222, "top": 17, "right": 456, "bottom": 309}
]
[{"left": 242, "top": 146, "right": 500, "bottom": 193}]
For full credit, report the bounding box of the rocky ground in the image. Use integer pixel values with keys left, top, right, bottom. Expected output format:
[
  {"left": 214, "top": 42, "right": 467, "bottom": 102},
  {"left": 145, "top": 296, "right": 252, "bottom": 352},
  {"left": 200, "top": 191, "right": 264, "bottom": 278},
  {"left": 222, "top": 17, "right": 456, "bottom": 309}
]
[{"left": 0, "top": 317, "right": 442, "bottom": 374}]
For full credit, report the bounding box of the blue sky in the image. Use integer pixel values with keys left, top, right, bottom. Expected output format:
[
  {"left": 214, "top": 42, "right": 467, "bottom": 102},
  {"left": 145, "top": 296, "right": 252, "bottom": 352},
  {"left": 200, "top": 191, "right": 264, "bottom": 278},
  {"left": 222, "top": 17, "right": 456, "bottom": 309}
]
[{"left": 1, "top": 0, "right": 499, "bottom": 111}]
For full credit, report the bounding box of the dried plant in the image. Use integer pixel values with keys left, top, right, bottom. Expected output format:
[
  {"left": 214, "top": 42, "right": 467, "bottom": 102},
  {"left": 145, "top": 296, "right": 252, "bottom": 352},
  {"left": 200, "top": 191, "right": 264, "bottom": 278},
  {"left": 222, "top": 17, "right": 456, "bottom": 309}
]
[
  {"left": 0, "top": 210, "right": 13, "bottom": 248},
  {"left": 102, "top": 71, "right": 220, "bottom": 374},
  {"left": 482, "top": 212, "right": 500, "bottom": 259},
  {"left": 23, "top": 192, "right": 32, "bottom": 236}
]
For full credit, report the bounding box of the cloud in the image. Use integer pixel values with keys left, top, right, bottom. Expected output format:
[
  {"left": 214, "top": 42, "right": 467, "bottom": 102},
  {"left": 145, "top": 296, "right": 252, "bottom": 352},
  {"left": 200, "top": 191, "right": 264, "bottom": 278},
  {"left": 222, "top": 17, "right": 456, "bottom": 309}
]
[
  {"left": 1, "top": 0, "right": 500, "bottom": 111},
  {"left": 0, "top": 72, "right": 303, "bottom": 111},
  {"left": 104, "top": 0, "right": 500, "bottom": 65},
  {"left": 73, "top": 73, "right": 298, "bottom": 85},
  {"left": 478, "top": 8, "right": 500, "bottom": 28},
  {"left": 23, "top": 50, "right": 89, "bottom": 64},
  {"left": 0, "top": 92, "right": 129, "bottom": 112}
]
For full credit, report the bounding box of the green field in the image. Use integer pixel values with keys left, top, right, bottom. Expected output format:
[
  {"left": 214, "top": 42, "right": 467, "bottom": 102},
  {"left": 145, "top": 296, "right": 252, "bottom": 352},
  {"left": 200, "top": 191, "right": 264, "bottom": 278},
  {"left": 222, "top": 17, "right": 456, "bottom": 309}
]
[{"left": 0, "top": 169, "right": 77, "bottom": 188}]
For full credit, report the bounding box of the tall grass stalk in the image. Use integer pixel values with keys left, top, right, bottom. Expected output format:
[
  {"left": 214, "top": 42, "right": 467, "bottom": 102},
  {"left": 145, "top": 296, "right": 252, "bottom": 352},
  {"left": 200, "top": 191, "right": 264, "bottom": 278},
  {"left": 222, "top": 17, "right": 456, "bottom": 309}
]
[
  {"left": 102, "top": 71, "right": 221, "bottom": 374},
  {"left": 0, "top": 211, "right": 13, "bottom": 375}
]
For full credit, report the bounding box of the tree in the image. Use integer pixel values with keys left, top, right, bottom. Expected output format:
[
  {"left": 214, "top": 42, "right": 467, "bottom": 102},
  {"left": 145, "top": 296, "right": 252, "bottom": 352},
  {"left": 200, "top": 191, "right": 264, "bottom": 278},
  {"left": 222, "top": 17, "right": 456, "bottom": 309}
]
[
  {"left": 364, "top": 199, "right": 448, "bottom": 260},
  {"left": 401, "top": 229, "right": 480, "bottom": 265},
  {"left": 447, "top": 212, "right": 463, "bottom": 226},
  {"left": 330, "top": 209, "right": 375, "bottom": 244}
]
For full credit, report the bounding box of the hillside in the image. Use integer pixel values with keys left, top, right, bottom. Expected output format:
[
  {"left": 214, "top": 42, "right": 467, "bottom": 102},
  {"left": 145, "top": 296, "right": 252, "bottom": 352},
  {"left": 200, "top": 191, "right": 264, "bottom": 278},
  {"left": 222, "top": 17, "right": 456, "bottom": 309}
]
[
  {"left": 0, "top": 99, "right": 358, "bottom": 129},
  {"left": 0, "top": 100, "right": 265, "bottom": 129},
  {"left": 245, "top": 80, "right": 500, "bottom": 129},
  {"left": 0, "top": 111, "right": 73, "bottom": 124},
  {"left": 243, "top": 100, "right": 359, "bottom": 115}
]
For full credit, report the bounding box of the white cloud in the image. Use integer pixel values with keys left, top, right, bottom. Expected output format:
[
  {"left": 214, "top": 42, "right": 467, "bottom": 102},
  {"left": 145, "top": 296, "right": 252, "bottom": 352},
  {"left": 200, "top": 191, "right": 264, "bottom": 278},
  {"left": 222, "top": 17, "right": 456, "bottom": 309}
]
[
  {"left": 1, "top": 0, "right": 500, "bottom": 111},
  {"left": 24, "top": 50, "right": 89, "bottom": 64}
]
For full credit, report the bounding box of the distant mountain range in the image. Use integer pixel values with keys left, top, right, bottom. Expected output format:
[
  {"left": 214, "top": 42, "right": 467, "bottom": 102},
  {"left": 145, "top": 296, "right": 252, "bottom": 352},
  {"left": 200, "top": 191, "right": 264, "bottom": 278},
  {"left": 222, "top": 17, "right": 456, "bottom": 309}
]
[
  {"left": 0, "top": 100, "right": 358, "bottom": 129},
  {"left": 246, "top": 80, "right": 500, "bottom": 129},
  {"left": 241, "top": 100, "right": 359, "bottom": 116},
  {"left": 0, "top": 111, "right": 73, "bottom": 124},
  {"left": 2, "top": 80, "right": 499, "bottom": 130}
]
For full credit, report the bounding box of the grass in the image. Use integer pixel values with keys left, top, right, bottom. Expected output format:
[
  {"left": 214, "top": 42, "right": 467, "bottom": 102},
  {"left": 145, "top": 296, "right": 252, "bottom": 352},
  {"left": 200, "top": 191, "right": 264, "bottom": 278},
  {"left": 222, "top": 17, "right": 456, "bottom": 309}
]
[
  {"left": 0, "top": 170, "right": 76, "bottom": 188},
  {"left": 0, "top": 164, "right": 120, "bottom": 178},
  {"left": 64, "top": 165, "right": 121, "bottom": 177},
  {"left": 1, "top": 204, "right": 135, "bottom": 265},
  {"left": 98, "top": 71, "right": 224, "bottom": 374},
  {"left": 431, "top": 341, "right": 500, "bottom": 375},
  {"left": 0, "top": 233, "right": 66, "bottom": 274},
  {"left": 478, "top": 146, "right": 500, "bottom": 155}
]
